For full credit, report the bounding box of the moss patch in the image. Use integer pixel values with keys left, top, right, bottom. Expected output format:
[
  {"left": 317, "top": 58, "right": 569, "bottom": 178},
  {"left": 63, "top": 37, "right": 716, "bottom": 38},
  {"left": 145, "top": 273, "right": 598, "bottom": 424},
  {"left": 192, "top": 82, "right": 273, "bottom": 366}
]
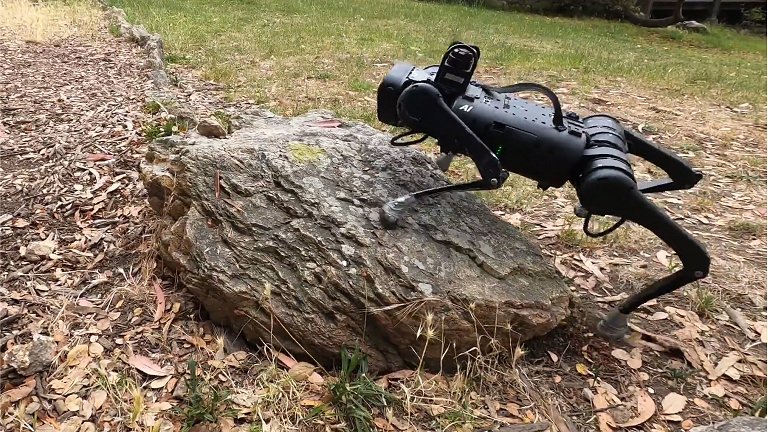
[{"left": 288, "top": 142, "right": 326, "bottom": 164}]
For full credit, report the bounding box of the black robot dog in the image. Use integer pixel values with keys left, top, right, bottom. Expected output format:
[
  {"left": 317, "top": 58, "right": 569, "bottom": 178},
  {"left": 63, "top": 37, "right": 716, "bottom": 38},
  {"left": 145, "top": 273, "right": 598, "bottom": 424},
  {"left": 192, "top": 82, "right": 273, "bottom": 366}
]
[{"left": 376, "top": 42, "right": 710, "bottom": 340}]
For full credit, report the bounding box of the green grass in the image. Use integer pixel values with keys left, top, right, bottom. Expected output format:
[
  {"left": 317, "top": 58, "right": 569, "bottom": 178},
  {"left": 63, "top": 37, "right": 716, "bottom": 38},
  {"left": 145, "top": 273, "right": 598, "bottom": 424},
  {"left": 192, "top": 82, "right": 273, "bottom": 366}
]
[
  {"left": 726, "top": 219, "right": 767, "bottom": 238},
  {"left": 108, "top": 0, "right": 765, "bottom": 124},
  {"left": 689, "top": 285, "right": 719, "bottom": 318},
  {"left": 175, "top": 359, "right": 235, "bottom": 432},
  {"left": 325, "top": 346, "right": 397, "bottom": 432}
]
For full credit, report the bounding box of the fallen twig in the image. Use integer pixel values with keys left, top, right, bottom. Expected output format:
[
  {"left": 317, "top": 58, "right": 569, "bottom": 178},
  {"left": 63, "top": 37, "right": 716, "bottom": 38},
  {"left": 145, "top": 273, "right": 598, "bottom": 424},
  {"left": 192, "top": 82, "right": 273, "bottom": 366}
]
[
  {"left": 35, "top": 374, "right": 61, "bottom": 401},
  {"left": 723, "top": 302, "right": 756, "bottom": 340}
]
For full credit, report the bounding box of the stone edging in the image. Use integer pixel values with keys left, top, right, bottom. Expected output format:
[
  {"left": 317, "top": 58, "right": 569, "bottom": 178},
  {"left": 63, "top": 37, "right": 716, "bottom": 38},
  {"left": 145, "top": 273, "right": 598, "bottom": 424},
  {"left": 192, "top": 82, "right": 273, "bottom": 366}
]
[
  {"left": 95, "top": 0, "right": 202, "bottom": 128},
  {"left": 97, "top": 1, "right": 171, "bottom": 89}
]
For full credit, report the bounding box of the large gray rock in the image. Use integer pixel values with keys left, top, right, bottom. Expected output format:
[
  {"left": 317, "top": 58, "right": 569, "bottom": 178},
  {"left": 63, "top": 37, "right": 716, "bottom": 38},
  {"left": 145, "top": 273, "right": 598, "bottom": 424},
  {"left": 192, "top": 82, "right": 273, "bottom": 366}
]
[
  {"left": 140, "top": 109, "right": 570, "bottom": 372},
  {"left": 690, "top": 416, "right": 766, "bottom": 432}
]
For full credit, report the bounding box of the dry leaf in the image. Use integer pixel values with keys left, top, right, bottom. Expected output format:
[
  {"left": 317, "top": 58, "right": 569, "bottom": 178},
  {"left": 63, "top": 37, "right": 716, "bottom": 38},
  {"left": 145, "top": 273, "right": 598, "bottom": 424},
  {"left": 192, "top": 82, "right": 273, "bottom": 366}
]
[
  {"left": 709, "top": 351, "right": 741, "bottom": 380},
  {"left": 218, "top": 417, "right": 235, "bottom": 432},
  {"left": 611, "top": 349, "right": 631, "bottom": 361},
  {"left": 578, "top": 253, "right": 609, "bottom": 282},
  {"left": 617, "top": 389, "right": 656, "bottom": 427},
  {"left": 661, "top": 392, "right": 687, "bottom": 414},
  {"left": 428, "top": 404, "right": 446, "bottom": 416},
  {"left": 594, "top": 293, "right": 629, "bottom": 303},
  {"left": 391, "top": 417, "right": 410, "bottom": 431},
  {"left": 65, "top": 394, "right": 82, "bottom": 412},
  {"left": 647, "top": 311, "right": 669, "bottom": 321},
  {"left": 706, "top": 382, "right": 726, "bottom": 397},
  {"left": 693, "top": 398, "right": 710, "bottom": 409},
  {"left": 553, "top": 375, "right": 562, "bottom": 384},
  {"left": 153, "top": 280, "right": 166, "bottom": 322},
  {"left": 627, "top": 349, "right": 643, "bottom": 369},
  {"left": 12, "top": 218, "right": 30, "bottom": 228},
  {"left": 86, "top": 153, "right": 114, "bottom": 162},
  {"left": 723, "top": 304, "right": 755, "bottom": 339},
  {"left": 627, "top": 323, "right": 709, "bottom": 372},
  {"left": 592, "top": 391, "right": 615, "bottom": 432},
  {"left": 89, "top": 390, "right": 108, "bottom": 409},
  {"left": 49, "top": 369, "right": 87, "bottom": 395},
  {"left": 288, "top": 362, "right": 317, "bottom": 382},
  {"left": 308, "top": 119, "right": 342, "bottom": 128},
  {"left": 96, "top": 318, "right": 111, "bottom": 330},
  {"left": 728, "top": 398, "right": 741, "bottom": 410},
  {"left": 724, "top": 366, "right": 742, "bottom": 380},
  {"left": 0, "top": 381, "right": 34, "bottom": 406},
  {"left": 275, "top": 351, "right": 297, "bottom": 369},
  {"left": 656, "top": 250, "right": 671, "bottom": 267},
  {"left": 575, "top": 363, "right": 591, "bottom": 375},
  {"left": 299, "top": 398, "right": 323, "bottom": 407},
  {"left": 88, "top": 342, "right": 104, "bottom": 357},
  {"left": 146, "top": 401, "right": 173, "bottom": 413},
  {"left": 79, "top": 399, "right": 93, "bottom": 419},
  {"left": 663, "top": 414, "right": 684, "bottom": 422},
  {"left": 384, "top": 369, "right": 414, "bottom": 380},
  {"left": 308, "top": 371, "right": 324, "bottom": 385},
  {"left": 150, "top": 375, "right": 173, "bottom": 389},
  {"left": 506, "top": 402, "right": 521, "bottom": 418},
  {"left": 373, "top": 417, "right": 394, "bottom": 431},
  {"left": 66, "top": 344, "right": 90, "bottom": 366},
  {"left": 548, "top": 351, "right": 559, "bottom": 363},
  {"left": 682, "top": 419, "right": 694, "bottom": 430},
  {"left": 128, "top": 354, "right": 172, "bottom": 376}
]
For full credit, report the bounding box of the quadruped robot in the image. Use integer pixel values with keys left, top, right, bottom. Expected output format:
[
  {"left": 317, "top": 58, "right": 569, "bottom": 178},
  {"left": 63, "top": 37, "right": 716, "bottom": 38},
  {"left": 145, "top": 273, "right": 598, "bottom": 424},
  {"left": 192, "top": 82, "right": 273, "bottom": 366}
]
[{"left": 375, "top": 42, "right": 710, "bottom": 339}]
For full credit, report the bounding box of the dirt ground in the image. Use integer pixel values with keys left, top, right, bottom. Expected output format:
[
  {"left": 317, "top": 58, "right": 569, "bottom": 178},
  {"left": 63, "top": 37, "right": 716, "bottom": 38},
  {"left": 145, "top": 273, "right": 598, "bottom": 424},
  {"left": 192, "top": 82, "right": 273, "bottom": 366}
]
[{"left": 0, "top": 6, "right": 765, "bottom": 432}]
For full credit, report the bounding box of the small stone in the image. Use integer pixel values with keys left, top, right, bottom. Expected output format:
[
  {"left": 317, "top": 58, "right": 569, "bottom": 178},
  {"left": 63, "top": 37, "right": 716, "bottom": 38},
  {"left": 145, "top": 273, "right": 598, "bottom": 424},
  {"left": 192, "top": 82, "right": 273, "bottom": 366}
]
[
  {"left": 196, "top": 118, "right": 227, "bottom": 138},
  {"left": 54, "top": 399, "right": 68, "bottom": 415},
  {"left": 25, "top": 401, "right": 41, "bottom": 414},
  {"left": 25, "top": 239, "right": 57, "bottom": 258},
  {"left": 3, "top": 334, "right": 57, "bottom": 376}
]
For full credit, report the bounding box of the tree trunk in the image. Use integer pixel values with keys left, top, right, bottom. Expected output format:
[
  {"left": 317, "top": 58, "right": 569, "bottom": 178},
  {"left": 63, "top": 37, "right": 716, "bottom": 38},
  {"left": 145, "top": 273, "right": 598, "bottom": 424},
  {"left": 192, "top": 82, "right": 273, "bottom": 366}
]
[
  {"left": 140, "top": 109, "right": 571, "bottom": 373},
  {"left": 624, "top": 0, "right": 686, "bottom": 27},
  {"left": 642, "top": 0, "right": 654, "bottom": 16},
  {"left": 709, "top": 0, "right": 722, "bottom": 23}
]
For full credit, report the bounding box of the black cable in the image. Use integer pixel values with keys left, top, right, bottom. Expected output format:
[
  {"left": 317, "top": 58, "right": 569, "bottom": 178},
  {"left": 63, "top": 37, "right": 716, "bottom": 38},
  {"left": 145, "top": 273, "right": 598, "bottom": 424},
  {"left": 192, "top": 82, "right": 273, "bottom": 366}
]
[
  {"left": 391, "top": 130, "right": 428, "bottom": 146},
  {"left": 582, "top": 213, "right": 627, "bottom": 238}
]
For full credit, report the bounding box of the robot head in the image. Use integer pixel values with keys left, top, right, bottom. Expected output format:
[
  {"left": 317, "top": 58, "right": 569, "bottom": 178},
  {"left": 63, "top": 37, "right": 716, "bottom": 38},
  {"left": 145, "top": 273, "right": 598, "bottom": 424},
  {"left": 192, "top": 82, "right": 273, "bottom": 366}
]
[{"left": 376, "top": 42, "right": 481, "bottom": 126}]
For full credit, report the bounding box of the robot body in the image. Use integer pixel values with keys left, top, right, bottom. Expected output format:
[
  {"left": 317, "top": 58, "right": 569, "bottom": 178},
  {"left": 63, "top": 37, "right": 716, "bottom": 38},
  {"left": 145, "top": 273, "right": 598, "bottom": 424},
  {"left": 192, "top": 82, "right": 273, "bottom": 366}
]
[{"left": 375, "top": 42, "right": 710, "bottom": 339}]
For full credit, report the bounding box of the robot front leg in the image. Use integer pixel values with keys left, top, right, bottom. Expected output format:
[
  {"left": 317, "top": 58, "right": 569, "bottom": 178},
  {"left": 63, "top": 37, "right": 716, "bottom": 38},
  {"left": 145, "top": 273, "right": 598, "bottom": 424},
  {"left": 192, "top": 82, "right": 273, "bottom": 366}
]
[{"left": 576, "top": 168, "right": 710, "bottom": 340}]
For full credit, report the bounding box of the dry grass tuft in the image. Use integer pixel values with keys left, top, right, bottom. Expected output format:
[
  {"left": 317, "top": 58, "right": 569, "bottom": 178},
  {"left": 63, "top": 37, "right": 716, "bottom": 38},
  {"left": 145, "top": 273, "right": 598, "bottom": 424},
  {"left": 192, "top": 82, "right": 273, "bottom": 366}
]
[{"left": 0, "top": 0, "right": 102, "bottom": 42}]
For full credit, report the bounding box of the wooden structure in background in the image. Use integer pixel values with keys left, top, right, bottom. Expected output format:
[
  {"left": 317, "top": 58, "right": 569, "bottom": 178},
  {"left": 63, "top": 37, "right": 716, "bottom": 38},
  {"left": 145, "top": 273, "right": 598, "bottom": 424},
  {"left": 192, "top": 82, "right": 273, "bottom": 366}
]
[{"left": 642, "top": 0, "right": 767, "bottom": 20}]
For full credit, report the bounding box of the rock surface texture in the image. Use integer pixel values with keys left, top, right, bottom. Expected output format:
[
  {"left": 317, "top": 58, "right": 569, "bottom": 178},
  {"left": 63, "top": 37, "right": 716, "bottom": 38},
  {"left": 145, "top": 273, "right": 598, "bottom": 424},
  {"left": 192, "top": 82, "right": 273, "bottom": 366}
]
[
  {"left": 690, "top": 416, "right": 767, "bottom": 432},
  {"left": 140, "top": 109, "right": 570, "bottom": 372}
]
